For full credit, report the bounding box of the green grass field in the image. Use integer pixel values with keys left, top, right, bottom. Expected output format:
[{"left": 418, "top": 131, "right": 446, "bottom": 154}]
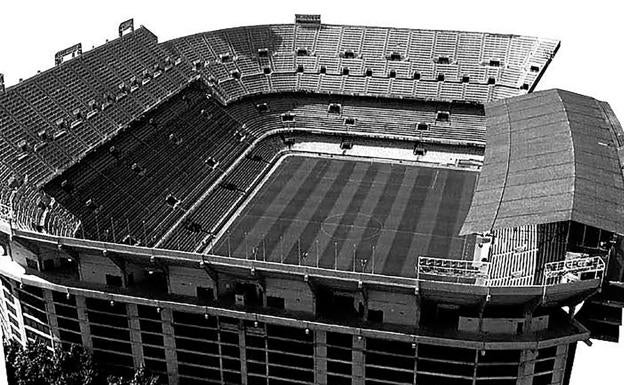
[{"left": 213, "top": 155, "right": 477, "bottom": 278}]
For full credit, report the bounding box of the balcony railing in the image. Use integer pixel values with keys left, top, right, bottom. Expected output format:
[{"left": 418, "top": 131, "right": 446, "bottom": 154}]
[
  {"left": 417, "top": 256, "right": 490, "bottom": 284},
  {"left": 418, "top": 255, "right": 606, "bottom": 287},
  {"left": 543, "top": 256, "right": 606, "bottom": 286}
]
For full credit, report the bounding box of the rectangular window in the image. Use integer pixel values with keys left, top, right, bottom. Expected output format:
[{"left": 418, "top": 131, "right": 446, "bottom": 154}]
[
  {"left": 197, "top": 287, "right": 214, "bottom": 301},
  {"left": 368, "top": 309, "right": 384, "bottom": 323},
  {"left": 105, "top": 274, "right": 123, "bottom": 287},
  {"left": 267, "top": 296, "right": 285, "bottom": 309}
]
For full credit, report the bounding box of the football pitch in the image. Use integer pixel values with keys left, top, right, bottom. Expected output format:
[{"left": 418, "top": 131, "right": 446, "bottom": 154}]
[{"left": 213, "top": 155, "right": 478, "bottom": 278}]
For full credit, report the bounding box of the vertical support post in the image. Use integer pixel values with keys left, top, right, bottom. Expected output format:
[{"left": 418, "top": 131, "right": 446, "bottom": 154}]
[
  {"left": 372, "top": 245, "right": 375, "bottom": 274},
  {"left": 227, "top": 231, "right": 231, "bottom": 257},
  {"left": 352, "top": 334, "right": 365, "bottom": 385},
  {"left": 413, "top": 286, "right": 422, "bottom": 328},
  {"left": 126, "top": 303, "right": 144, "bottom": 369},
  {"left": 244, "top": 232, "right": 248, "bottom": 259},
  {"left": 126, "top": 303, "right": 145, "bottom": 368},
  {"left": 316, "top": 240, "right": 319, "bottom": 268},
  {"left": 516, "top": 348, "right": 538, "bottom": 385},
  {"left": 161, "top": 308, "right": 179, "bottom": 385},
  {"left": 412, "top": 342, "right": 418, "bottom": 385},
  {"left": 551, "top": 344, "right": 569, "bottom": 384},
  {"left": 314, "top": 330, "right": 327, "bottom": 385},
  {"left": 75, "top": 295, "right": 92, "bottom": 349},
  {"left": 238, "top": 321, "right": 248, "bottom": 385},
  {"left": 42, "top": 289, "right": 61, "bottom": 346}
]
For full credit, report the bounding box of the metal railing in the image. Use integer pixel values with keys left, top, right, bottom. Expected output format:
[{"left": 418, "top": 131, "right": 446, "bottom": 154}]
[
  {"left": 1, "top": 220, "right": 609, "bottom": 289},
  {"left": 417, "top": 256, "right": 490, "bottom": 283},
  {"left": 418, "top": 255, "right": 606, "bottom": 287},
  {"left": 484, "top": 274, "right": 535, "bottom": 287},
  {"left": 543, "top": 256, "right": 606, "bottom": 286}
]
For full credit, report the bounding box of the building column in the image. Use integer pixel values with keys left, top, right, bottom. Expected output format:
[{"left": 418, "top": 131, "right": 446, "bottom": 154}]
[
  {"left": 352, "top": 335, "right": 365, "bottom": 385},
  {"left": 552, "top": 344, "right": 569, "bottom": 385},
  {"left": 75, "top": 295, "right": 92, "bottom": 349},
  {"left": 412, "top": 343, "right": 419, "bottom": 385},
  {"left": 12, "top": 286, "right": 27, "bottom": 345},
  {"left": 238, "top": 321, "right": 248, "bottom": 385},
  {"left": 126, "top": 303, "right": 144, "bottom": 369},
  {"left": 42, "top": 289, "right": 60, "bottom": 345},
  {"left": 161, "top": 308, "right": 178, "bottom": 385},
  {"left": 517, "top": 348, "right": 537, "bottom": 385},
  {"left": 314, "top": 330, "right": 327, "bottom": 385}
]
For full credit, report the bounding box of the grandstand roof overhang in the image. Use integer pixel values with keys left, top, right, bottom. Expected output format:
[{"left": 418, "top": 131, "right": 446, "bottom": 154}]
[{"left": 460, "top": 89, "right": 624, "bottom": 235}]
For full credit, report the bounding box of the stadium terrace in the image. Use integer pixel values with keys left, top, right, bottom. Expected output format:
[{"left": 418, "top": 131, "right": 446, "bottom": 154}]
[{"left": 0, "top": 14, "right": 623, "bottom": 385}]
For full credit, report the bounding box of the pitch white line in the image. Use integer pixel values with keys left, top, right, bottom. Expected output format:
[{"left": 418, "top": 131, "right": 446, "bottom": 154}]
[{"left": 430, "top": 170, "right": 439, "bottom": 189}]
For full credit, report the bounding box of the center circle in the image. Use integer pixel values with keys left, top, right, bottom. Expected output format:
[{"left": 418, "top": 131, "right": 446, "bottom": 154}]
[{"left": 321, "top": 213, "right": 382, "bottom": 241}]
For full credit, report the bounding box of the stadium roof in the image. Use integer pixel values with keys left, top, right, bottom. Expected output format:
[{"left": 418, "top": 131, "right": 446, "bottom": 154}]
[{"left": 460, "top": 89, "right": 624, "bottom": 235}]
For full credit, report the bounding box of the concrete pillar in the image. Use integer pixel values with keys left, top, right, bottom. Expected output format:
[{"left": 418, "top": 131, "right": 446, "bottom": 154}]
[
  {"left": 352, "top": 335, "right": 365, "bottom": 385},
  {"left": 126, "top": 303, "right": 144, "bottom": 369},
  {"left": 42, "top": 289, "right": 61, "bottom": 345},
  {"left": 517, "top": 348, "right": 537, "bottom": 385},
  {"left": 75, "top": 295, "right": 92, "bottom": 349},
  {"left": 13, "top": 288, "right": 27, "bottom": 345},
  {"left": 412, "top": 343, "right": 418, "bottom": 385},
  {"left": 160, "top": 308, "right": 178, "bottom": 385},
  {"left": 314, "top": 330, "right": 327, "bottom": 385},
  {"left": 238, "top": 321, "right": 248, "bottom": 385},
  {"left": 552, "top": 344, "right": 569, "bottom": 385}
]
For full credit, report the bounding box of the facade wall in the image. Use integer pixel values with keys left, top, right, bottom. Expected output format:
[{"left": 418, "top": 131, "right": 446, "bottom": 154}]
[
  {"left": 264, "top": 278, "right": 314, "bottom": 313},
  {"left": 169, "top": 266, "right": 216, "bottom": 298},
  {"left": 79, "top": 252, "right": 124, "bottom": 286},
  {"left": 0, "top": 273, "right": 577, "bottom": 385},
  {"left": 367, "top": 291, "right": 418, "bottom": 326}
]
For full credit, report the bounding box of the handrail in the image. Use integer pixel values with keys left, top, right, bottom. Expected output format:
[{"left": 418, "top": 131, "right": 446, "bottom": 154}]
[
  {"left": 1, "top": 226, "right": 606, "bottom": 291},
  {"left": 417, "top": 256, "right": 490, "bottom": 282},
  {"left": 418, "top": 255, "right": 606, "bottom": 288},
  {"left": 543, "top": 256, "right": 606, "bottom": 286}
]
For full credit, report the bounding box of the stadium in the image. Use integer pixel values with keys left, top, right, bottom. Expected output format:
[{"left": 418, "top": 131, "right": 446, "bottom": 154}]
[{"left": 0, "top": 13, "right": 623, "bottom": 385}]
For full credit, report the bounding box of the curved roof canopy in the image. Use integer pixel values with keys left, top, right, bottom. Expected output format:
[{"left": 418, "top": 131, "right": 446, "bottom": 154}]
[{"left": 461, "top": 89, "right": 624, "bottom": 235}]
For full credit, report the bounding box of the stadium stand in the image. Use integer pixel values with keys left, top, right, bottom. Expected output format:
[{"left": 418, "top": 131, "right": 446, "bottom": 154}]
[
  {"left": 43, "top": 83, "right": 247, "bottom": 244},
  {"left": 0, "top": 21, "right": 557, "bottom": 244},
  {"left": 0, "top": 24, "right": 192, "bottom": 191},
  {"left": 165, "top": 24, "right": 559, "bottom": 104},
  {"left": 3, "top": 17, "right": 624, "bottom": 385},
  {"left": 36, "top": 88, "right": 483, "bottom": 247}
]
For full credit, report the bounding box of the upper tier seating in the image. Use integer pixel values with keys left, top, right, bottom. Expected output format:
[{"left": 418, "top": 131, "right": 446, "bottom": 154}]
[
  {"left": 164, "top": 24, "right": 559, "bottom": 105},
  {"left": 0, "top": 27, "right": 193, "bottom": 189}
]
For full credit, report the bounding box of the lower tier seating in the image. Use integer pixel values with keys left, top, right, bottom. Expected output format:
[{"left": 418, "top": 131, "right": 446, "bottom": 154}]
[{"left": 1, "top": 83, "right": 484, "bottom": 248}]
